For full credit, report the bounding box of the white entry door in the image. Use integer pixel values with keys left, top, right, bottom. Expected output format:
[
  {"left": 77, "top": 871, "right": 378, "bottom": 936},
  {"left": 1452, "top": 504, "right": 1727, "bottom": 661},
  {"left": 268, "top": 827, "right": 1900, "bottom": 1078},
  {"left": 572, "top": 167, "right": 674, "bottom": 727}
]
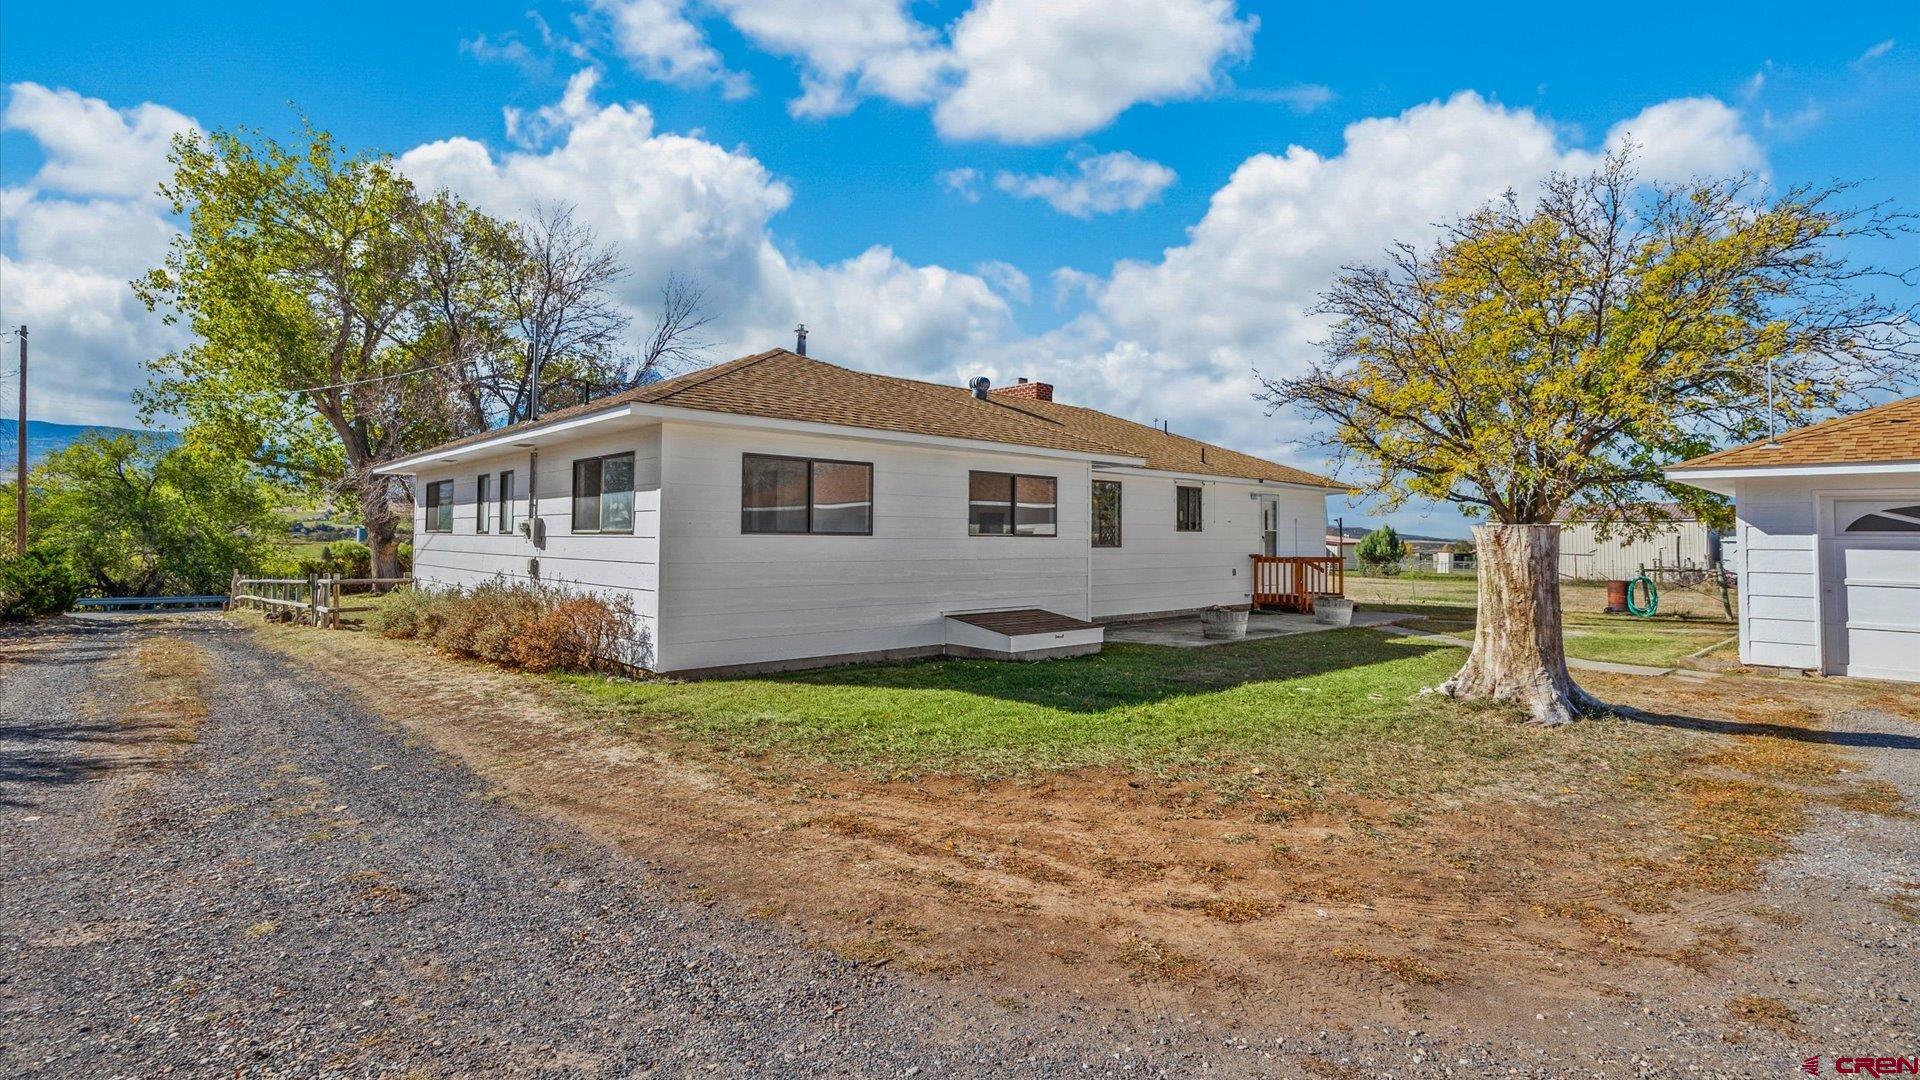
[{"left": 1822, "top": 496, "right": 1920, "bottom": 682}]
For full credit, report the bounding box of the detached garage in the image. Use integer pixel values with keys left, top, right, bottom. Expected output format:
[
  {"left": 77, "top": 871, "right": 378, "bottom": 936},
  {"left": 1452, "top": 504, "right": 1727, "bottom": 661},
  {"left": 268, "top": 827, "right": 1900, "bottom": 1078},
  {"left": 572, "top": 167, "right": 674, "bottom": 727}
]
[{"left": 1668, "top": 395, "right": 1920, "bottom": 683}]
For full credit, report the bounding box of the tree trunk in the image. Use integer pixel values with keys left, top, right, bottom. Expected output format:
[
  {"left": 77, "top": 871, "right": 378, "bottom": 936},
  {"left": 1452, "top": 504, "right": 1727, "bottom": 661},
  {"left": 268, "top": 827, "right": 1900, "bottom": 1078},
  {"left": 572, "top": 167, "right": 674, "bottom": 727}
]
[
  {"left": 356, "top": 469, "right": 402, "bottom": 579},
  {"left": 1436, "top": 523, "right": 1601, "bottom": 725}
]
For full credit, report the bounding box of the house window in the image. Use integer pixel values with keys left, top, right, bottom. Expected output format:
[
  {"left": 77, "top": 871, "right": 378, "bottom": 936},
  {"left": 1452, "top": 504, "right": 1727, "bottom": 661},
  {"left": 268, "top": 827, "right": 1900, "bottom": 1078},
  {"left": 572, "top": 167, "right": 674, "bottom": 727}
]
[
  {"left": 969, "top": 471, "right": 1057, "bottom": 537},
  {"left": 475, "top": 474, "right": 491, "bottom": 533},
  {"left": 741, "top": 454, "right": 873, "bottom": 535},
  {"left": 1092, "top": 480, "right": 1122, "bottom": 548},
  {"left": 498, "top": 470, "right": 516, "bottom": 535},
  {"left": 1176, "top": 485, "right": 1203, "bottom": 532},
  {"left": 571, "top": 452, "right": 635, "bottom": 534},
  {"left": 424, "top": 480, "right": 454, "bottom": 534}
]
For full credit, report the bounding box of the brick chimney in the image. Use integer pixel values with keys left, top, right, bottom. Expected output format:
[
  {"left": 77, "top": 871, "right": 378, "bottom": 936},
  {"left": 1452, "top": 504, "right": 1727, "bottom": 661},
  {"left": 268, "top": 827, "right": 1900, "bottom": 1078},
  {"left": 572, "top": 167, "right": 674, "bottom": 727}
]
[{"left": 990, "top": 377, "right": 1053, "bottom": 402}]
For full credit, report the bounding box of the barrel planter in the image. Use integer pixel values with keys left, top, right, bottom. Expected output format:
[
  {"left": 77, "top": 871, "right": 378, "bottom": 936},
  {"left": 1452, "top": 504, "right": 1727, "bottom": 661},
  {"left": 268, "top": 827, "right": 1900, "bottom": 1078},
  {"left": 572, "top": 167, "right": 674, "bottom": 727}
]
[
  {"left": 1313, "top": 595, "right": 1354, "bottom": 626},
  {"left": 1200, "top": 605, "right": 1250, "bottom": 640}
]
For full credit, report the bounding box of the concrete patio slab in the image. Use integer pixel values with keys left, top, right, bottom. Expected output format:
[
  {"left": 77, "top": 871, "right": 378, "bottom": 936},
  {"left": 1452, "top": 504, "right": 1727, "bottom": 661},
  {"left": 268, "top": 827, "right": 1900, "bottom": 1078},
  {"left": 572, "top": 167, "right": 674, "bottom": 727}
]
[{"left": 1104, "top": 608, "right": 1408, "bottom": 647}]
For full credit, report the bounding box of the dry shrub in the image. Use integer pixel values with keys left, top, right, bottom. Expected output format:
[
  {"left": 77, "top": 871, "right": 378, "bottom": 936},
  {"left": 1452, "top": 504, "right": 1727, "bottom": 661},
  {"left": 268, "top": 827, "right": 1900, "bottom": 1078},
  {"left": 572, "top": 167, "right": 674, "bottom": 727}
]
[{"left": 378, "top": 578, "right": 650, "bottom": 675}]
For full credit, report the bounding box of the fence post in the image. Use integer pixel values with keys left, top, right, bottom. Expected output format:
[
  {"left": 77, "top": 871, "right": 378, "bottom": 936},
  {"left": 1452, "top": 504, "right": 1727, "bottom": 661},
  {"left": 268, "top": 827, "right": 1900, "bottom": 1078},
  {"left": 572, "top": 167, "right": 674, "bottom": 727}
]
[
  {"left": 329, "top": 576, "right": 341, "bottom": 629},
  {"left": 306, "top": 574, "right": 318, "bottom": 626}
]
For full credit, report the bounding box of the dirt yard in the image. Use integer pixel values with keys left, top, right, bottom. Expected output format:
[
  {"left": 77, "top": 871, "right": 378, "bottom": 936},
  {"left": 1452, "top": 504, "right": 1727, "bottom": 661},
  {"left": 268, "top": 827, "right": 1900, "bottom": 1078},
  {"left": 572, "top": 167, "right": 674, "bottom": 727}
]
[{"left": 240, "top": 611, "right": 1920, "bottom": 1075}]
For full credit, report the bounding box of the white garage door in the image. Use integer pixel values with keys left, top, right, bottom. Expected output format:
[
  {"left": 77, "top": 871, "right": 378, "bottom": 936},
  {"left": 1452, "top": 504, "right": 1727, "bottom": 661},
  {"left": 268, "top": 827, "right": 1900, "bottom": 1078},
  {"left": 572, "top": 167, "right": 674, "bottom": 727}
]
[{"left": 1822, "top": 497, "right": 1920, "bottom": 683}]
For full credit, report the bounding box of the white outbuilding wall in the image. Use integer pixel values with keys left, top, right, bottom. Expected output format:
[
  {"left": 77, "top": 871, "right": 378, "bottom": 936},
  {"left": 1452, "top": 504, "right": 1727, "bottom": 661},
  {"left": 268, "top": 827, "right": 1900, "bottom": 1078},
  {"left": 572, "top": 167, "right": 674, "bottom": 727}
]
[
  {"left": 1732, "top": 473, "right": 1920, "bottom": 677},
  {"left": 1557, "top": 521, "right": 1716, "bottom": 580}
]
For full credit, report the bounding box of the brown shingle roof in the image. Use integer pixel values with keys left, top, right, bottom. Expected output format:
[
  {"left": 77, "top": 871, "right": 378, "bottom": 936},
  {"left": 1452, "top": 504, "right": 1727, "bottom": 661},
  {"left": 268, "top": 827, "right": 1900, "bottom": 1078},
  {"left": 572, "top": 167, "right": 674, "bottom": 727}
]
[
  {"left": 1670, "top": 395, "right": 1920, "bottom": 471},
  {"left": 984, "top": 393, "right": 1343, "bottom": 488},
  {"left": 401, "top": 350, "right": 1342, "bottom": 487}
]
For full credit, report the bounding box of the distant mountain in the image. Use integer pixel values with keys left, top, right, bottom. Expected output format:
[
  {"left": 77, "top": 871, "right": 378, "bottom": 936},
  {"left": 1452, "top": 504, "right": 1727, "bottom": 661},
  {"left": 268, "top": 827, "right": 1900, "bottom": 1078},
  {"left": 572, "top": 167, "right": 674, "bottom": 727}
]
[
  {"left": 1332, "top": 523, "right": 1468, "bottom": 543},
  {"left": 0, "top": 420, "right": 181, "bottom": 481}
]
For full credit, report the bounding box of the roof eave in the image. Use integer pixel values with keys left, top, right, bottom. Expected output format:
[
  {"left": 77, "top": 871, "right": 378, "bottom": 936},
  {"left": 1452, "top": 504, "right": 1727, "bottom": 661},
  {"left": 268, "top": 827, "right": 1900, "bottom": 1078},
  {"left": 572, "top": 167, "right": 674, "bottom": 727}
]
[
  {"left": 1666, "top": 458, "right": 1920, "bottom": 496},
  {"left": 1097, "top": 463, "right": 1343, "bottom": 490},
  {"left": 375, "top": 404, "right": 645, "bottom": 474}
]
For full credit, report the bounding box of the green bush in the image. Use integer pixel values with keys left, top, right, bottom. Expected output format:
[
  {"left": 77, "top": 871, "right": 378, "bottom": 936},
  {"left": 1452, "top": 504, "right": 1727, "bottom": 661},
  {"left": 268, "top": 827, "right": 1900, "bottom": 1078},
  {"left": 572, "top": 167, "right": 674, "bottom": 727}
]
[
  {"left": 377, "top": 578, "right": 649, "bottom": 674},
  {"left": 1356, "top": 525, "right": 1408, "bottom": 575},
  {"left": 377, "top": 585, "right": 454, "bottom": 641},
  {"left": 0, "top": 545, "right": 88, "bottom": 621},
  {"left": 297, "top": 539, "right": 372, "bottom": 579}
]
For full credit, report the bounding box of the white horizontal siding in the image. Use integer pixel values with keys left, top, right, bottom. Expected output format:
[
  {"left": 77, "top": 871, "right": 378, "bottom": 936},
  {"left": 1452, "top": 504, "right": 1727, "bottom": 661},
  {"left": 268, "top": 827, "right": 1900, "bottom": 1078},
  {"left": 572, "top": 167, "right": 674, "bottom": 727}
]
[
  {"left": 655, "top": 421, "right": 1093, "bottom": 672},
  {"left": 409, "top": 424, "right": 661, "bottom": 651},
  {"left": 1090, "top": 475, "right": 1325, "bottom": 619},
  {"left": 1733, "top": 477, "right": 1820, "bottom": 669}
]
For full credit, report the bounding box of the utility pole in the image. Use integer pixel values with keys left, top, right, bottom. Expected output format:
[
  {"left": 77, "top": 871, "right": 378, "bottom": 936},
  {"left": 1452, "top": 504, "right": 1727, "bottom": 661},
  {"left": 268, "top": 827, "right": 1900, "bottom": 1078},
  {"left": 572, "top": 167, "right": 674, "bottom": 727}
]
[{"left": 13, "top": 325, "right": 24, "bottom": 555}]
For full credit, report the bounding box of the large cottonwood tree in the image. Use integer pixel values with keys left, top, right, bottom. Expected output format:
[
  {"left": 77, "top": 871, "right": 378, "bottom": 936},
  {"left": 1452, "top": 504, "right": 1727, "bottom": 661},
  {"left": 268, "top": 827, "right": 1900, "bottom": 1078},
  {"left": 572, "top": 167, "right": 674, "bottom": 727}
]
[
  {"left": 136, "top": 125, "right": 503, "bottom": 577},
  {"left": 1262, "top": 153, "right": 1917, "bottom": 724}
]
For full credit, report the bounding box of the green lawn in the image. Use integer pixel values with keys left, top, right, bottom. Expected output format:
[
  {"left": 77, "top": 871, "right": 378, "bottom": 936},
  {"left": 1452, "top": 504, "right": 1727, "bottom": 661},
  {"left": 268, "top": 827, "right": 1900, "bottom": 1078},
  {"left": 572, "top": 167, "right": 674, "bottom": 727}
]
[
  {"left": 1345, "top": 573, "right": 1736, "bottom": 668},
  {"left": 563, "top": 630, "right": 1627, "bottom": 790}
]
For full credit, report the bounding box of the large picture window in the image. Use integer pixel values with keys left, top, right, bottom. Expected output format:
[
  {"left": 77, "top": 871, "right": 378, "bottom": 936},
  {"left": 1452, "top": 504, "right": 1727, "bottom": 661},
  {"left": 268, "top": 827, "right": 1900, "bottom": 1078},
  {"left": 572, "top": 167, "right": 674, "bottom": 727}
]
[
  {"left": 1092, "top": 479, "right": 1122, "bottom": 548},
  {"left": 424, "top": 479, "right": 454, "bottom": 534},
  {"left": 475, "top": 473, "right": 491, "bottom": 533},
  {"left": 741, "top": 454, "right": 873, "bottom": 535},
  {"left": 498, "top": 470, "right": 516, "bottom": 535},
  {"left": 969, "top": 471, "right": 1057, "bottom": 537},
  {"left": 1176, "top": 485, "right": 1203, "bottom": 532},
  {"left": 571, "top": 452, "right": 635, "bottom": 534}
]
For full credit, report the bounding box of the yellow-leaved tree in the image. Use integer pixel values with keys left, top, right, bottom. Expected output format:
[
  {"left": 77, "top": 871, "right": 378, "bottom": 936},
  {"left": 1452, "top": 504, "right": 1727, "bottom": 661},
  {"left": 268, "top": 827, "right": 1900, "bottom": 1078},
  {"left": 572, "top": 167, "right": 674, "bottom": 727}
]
[{"left": 1262, "top": 153, "right": 1917, "bottom": 724}]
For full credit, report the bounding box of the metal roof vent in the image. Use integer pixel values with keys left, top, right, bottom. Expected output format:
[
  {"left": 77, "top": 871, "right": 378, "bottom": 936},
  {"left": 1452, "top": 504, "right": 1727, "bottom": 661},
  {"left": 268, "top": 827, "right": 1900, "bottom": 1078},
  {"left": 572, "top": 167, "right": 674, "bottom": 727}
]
[{"left": 968, "top": 376, "right": 991, "bottom": 400}]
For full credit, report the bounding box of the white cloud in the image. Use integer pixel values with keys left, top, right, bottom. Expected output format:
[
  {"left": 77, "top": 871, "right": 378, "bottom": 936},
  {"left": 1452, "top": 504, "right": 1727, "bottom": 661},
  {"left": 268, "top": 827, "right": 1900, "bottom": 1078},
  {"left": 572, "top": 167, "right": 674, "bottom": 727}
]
[
  {"left": 993, "top": 150, "right": 1176, "bottom": 217},
  {"left": 400, "top": 74, "right": 1009, "bottom": 378},
  {"left": 936, "top": 0, "right": 1255, "bottom": 142},
  {"left": 0, "top": 84, "right": 196, "bottom": 426},
  {"left": 1593, "top": 96, "right": 1764, "bottom": 179},
  {"left": 2, "top": 82, "right": 196, "bottom": 200},
  {"left": 1016, "top": 91, "right": 1771, "bottom": 477},
  {"left": 711, "top": 0, "right": 948, "bottom": 118},
  {"left": 584, "top": 0, "right": 1254, "bottom": 142},
  {"left": 1234, "top": 83, "right": 1337, "bottom": 114},
  {"left": 939, "top": 167, "right": 983, "bottom": 201},
  {"left": 588, "top": 0, "right": 749, "bottom": 98},
  {"left": 974, "top": 260, "right": 1032, "bottom": 304},
  {"left": 1853, "top": 38, "right": 1895, "bottom": 67}
]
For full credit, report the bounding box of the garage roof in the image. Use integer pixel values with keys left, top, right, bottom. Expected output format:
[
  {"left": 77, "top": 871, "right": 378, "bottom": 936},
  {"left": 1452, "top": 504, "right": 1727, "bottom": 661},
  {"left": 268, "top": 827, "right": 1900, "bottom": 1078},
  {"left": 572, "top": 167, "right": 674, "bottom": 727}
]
[{"left": 1669, "top": 395, "right": 1920, "bottom": 473}]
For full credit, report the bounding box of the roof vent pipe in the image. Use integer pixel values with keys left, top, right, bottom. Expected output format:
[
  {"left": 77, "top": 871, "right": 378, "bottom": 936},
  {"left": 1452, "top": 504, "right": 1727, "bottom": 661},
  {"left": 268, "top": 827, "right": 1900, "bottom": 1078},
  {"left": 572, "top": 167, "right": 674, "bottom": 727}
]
[
  {"left": 794, "top": 324, "right": 808, "bottom": 356},
  {"left": 969, "top": 376, "right": 991, "bottom": 400}
]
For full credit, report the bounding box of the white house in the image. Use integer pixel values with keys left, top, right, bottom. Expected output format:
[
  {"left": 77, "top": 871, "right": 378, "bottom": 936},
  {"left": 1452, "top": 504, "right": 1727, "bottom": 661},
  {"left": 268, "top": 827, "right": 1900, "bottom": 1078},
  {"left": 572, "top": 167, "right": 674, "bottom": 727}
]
[
  {"left": 1553, "top": 503, "right": 1722, "bottom": 581},
  {"left": 1667, "top": 395, "right": 1920, "bottom": 683},
  {"left": 377, "top": 349, "right": 1342, "bottom": 676}
]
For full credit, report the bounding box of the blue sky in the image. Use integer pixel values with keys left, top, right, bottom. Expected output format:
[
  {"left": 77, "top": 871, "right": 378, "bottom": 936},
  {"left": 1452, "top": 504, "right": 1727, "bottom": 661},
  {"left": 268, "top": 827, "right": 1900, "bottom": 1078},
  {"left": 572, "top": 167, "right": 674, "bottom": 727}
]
[{"left": 3, "top": 1, "right": 1915, "bottom": 535}]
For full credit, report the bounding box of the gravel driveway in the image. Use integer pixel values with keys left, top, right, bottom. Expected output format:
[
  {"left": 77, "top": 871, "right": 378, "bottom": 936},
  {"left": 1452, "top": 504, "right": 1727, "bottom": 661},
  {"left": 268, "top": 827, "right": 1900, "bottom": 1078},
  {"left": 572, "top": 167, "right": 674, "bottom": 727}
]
[
  {"left": 3, "top": 615, "right": 1915, "bottom": 1078},
  {"left": 2, "top": 615, "right": 1280, "bottom": 1077}
]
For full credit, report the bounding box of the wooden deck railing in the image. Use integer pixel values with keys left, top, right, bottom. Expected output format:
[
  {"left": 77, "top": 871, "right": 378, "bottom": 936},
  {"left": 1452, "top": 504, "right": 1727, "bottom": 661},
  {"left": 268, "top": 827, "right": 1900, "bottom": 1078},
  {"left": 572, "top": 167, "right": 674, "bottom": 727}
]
[{"left": 1250, "top": 555, "right": 1345, "bottom": 613}]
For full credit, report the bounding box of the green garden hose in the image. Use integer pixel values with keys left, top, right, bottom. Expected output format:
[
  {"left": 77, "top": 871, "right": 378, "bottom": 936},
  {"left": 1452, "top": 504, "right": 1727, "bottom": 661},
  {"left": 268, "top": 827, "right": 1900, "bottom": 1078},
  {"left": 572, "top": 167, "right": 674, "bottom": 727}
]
[{"left": 1625, "top": 574, "right": 1659, "bottom": 618}]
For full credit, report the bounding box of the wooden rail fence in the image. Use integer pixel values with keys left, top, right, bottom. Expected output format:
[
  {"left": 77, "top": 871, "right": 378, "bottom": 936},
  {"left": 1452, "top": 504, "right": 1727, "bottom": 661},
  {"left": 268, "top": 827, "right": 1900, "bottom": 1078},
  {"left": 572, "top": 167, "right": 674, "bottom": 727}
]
[
  {"left": 1249, "top": 555, "right": 1345, "bottom": 613},
  {"left": 227, "top": 572, "right": 411, "bottom": 628}
]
